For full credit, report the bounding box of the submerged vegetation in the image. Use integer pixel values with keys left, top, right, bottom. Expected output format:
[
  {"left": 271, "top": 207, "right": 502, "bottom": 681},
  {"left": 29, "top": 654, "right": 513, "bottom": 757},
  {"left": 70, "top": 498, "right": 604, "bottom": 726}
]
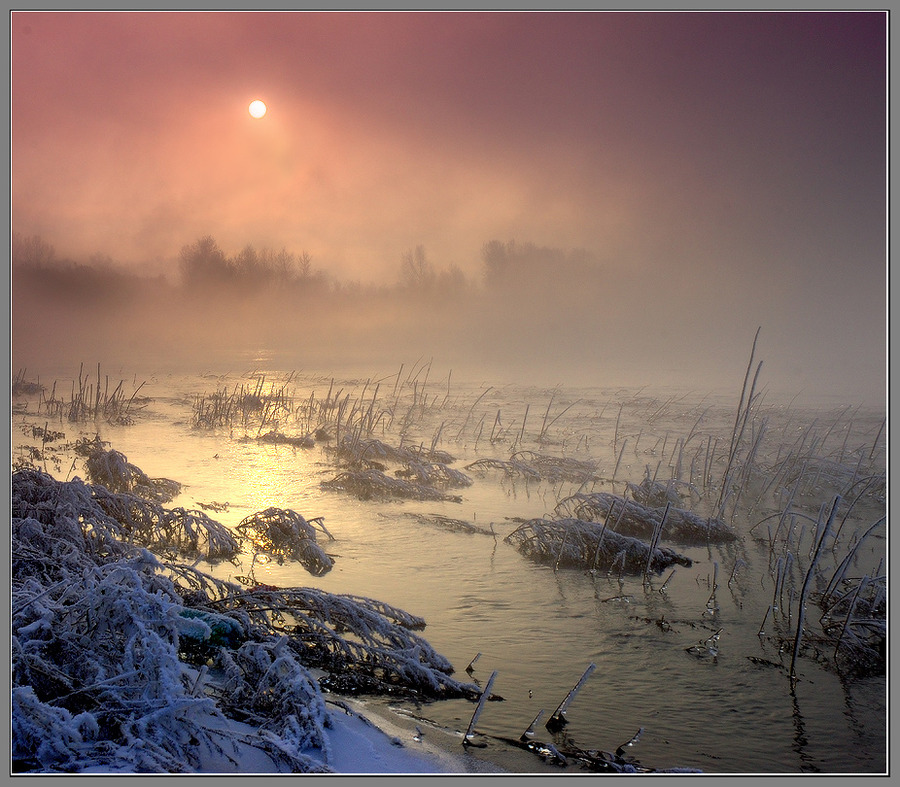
[{"left": 9, "top": 344, "right": 887, "bottom": 773}]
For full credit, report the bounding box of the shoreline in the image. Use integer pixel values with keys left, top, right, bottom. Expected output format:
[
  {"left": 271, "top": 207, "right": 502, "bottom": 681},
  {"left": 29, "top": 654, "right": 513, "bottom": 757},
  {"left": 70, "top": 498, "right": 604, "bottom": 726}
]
[{"left": 323, "top": 695, "right": 509, "bottom": 775}]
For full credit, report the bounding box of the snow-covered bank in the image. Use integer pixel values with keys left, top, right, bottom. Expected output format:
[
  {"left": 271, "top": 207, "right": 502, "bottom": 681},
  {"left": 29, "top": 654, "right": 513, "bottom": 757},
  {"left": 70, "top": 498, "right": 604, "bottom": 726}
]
[
  {"left": 73, "top": 691, "right": 501, "bottom": 775},
  {"left": 11, "top": 466, "right": 493, "bottom": 775},
  {"left": 322, "top": 697, "right": 506, "bottom": 775}
]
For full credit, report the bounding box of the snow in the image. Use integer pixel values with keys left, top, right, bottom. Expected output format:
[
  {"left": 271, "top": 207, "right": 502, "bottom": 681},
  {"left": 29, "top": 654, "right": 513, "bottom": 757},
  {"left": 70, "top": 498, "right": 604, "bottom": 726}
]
[
  {"left": 76, "top": 693, "right": 495, "bottom": 775},
  {"left": 322, "top": 698, "right": 504, "bottom": 775},
  {"left": 10, "top": 466, "right": 504, "bottom": 776}
]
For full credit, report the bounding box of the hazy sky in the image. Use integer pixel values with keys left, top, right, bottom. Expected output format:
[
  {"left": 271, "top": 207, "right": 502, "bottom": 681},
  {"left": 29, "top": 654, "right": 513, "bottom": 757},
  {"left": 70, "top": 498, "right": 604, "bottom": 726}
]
[{"left": 10, "top": 11, "right": 887, "bottom": 402}]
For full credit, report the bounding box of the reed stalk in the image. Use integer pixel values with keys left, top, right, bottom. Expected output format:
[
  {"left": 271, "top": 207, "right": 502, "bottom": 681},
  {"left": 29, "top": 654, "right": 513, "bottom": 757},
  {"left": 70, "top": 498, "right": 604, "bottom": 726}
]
[
  {"left": 546, "top": 663, "right": 596, "bottom": 731},
  {"left": 520, "top": 710, "right": 546, "bottom": 742},
  {"left": 868, "top": 417, "right": 885, "bottom": 462},
  {"left": 611, "top": 439, "right": 627, "bottom": 484},
  {"left": 464, "top": 669, "right": 498, "bottom": 746},
  {"left": 642, "top": 502, "right": 670, "bottom": 583},
  {"left": 790, "top": 495, "right": 840, "bottom": 684},
  {"left": 716, "top": 327, "right": 763, "bottom": 519}
]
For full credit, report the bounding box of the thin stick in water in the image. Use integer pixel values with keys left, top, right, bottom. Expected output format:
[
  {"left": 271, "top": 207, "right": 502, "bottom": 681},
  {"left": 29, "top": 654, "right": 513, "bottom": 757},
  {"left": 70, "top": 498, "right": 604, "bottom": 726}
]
[
  {"left": 546, "top": 663, "right": 596, "bottom": 731},
  {"left": 520, "top": 709, "right": 546, "bottom": 742},
  {"left": 464, "top": 669, "right": 498, "bottom": 746}
]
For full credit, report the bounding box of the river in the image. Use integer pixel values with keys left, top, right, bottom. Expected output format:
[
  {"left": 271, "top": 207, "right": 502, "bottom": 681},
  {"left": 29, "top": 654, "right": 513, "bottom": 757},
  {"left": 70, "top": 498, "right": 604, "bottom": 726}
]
[{"left": 10, "top": 355, "right": 887, "bottom": 774}]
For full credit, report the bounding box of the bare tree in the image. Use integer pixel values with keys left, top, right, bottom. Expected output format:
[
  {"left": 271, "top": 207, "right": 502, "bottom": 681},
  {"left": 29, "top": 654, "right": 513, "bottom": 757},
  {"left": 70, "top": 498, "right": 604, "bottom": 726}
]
[
  {"left": 400, "top": 245, "right": 435, "bottom": 291},
  {"left": 12, "top": 234, "right": 57, "bottom": 268},
  {"left": 179, "top": 236, "right": 230, "bottom": 286}
]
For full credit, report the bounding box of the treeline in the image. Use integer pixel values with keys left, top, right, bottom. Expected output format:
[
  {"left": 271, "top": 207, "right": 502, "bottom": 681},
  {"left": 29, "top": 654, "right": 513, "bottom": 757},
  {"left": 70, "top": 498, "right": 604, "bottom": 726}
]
[
  {"left": 11, "top": 232, "right": 615, "bottom": 374},
  {"left": 11, "top": 234, "right": 164, "bottom": 303},
  {"left": 178, "top": 236, "right": 325, "bottom": 294},
  {"left": 12, "top": 232, "right": 604, "bottom": 305}
]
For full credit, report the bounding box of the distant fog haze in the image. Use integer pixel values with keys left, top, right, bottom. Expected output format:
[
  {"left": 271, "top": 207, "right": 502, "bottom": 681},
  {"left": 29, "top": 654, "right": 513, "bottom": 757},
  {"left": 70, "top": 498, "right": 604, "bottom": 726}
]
[{"left": 10, "top": 12, "right": 886, "bottom": 408}]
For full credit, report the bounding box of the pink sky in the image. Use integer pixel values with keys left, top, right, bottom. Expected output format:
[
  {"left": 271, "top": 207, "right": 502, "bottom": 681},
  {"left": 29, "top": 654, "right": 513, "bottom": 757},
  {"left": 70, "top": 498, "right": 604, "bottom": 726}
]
[{"left": 10, "top": 11, "right": 887, "bottom": 401}]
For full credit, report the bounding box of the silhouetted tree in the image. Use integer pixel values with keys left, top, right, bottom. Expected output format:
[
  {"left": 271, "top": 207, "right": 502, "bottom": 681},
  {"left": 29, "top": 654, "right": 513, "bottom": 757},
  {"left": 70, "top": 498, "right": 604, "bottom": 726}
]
[
  {"left": 481, "top": 239, "right": 508, "bottom": 285},
  {"left": 233, "top": 244, "right": 263, "bottom": 282},
  {"left": 12, "top": 234, "right": 57, "bottom": 268},
  {"left": 297, "top": 250, "right": 313, "bottom": 279},
  {"left": 482, "top": 239, "right": 593, "bottom": 290},
  {"left": 179, "top": 236, "right": 231, "bottom": 287},
  {"left": 400, "top": 245, "right": 435, "bottom": 291},
  {"left": 435, "top": 264, "right": 469, "bottom": 300}
]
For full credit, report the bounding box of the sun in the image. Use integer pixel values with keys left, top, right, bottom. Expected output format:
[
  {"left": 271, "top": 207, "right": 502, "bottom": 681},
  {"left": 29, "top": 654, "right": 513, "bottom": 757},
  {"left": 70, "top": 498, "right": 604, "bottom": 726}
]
[{"left": 248, "top": 100, "right": 267, "bottom": 119}]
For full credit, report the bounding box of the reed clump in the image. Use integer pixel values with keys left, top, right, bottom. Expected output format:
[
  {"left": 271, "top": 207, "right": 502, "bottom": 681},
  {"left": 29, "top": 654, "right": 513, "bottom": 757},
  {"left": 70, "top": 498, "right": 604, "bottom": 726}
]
[
  {"left": 12, "top": 369, "right": 43, "bottom": 396},
  {"left": 395, "top": 460, "right": 473, "bottom": 489},
  {"left": 755, "top": 495, "right": 886, "bottom": 681},
  {"left": 334, "top": 435, "right": 454, "bottom": 467},
  {"left": 626, "top": 466, "right": 698, "bottom": 508},
  {"left": 554, "top": 492, "right": 737, "bottom": 545},
  {"left": 504, "top": 517, "right": 692, "bottom": 574},
  {"left": 191, "top": 376, "right": 296, "bottom": 432},
  {"left": 39, "top": 363, "right": 147, "bottom": 425},
  {"left": 509, "top": 451, "right": 599, "bottom": 483},
  {"left": 464, "top": 457, "right": 542, "bottom": 481},
  {"left": 464, "top": 451, "right": 597, "bottom": 484},
  {"left": 400, "top": 512, "right": 495, "bottom": 536},
  {"left": 254, "top": 430, "right": 316, "bottom": 448},
  {"left": 321, "top": 468, "right": 463, "bottom": 502}
]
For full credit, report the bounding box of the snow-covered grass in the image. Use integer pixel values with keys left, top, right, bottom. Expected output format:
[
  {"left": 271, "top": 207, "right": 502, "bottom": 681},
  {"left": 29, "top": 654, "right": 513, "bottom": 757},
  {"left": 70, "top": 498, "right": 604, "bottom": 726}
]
[{"left": 11, "top": 466, "right": 484, "bottom": 774}]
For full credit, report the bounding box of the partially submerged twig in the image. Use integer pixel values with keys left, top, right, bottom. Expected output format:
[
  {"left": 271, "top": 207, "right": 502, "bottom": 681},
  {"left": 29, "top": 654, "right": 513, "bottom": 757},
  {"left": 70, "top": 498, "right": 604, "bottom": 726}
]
[{"left": 546, "top": 663, "right": 596, "bottom": 731}]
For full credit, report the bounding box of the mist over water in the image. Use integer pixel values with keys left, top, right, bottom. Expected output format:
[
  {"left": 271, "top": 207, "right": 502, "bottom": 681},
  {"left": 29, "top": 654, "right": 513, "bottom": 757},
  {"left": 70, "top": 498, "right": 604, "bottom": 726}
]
[
  {"left": 10, "top": 245, "right": 888, "bottom": 774},
  {"left": 10, "top": 237, "right": 886, "bottom": 410},
  {"left": 10, "top": 238, "right": 886, "bottom": 776}
]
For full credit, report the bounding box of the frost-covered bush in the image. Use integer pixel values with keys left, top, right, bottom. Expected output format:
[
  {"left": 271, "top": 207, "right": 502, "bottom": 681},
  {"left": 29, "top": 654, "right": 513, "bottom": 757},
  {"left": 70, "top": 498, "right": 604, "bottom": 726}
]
[
  {"left": 13, "top": 467, "right": 240, "bottom": 563},
  {"left": 11, "top": 468, "right": 476, "bottom": 773},
  {"left": 322, "top": 468, "right": 463, "bottom": 502},
  {"left": 187, "top": 582, "right": 480, "bottom": 701},
  {"left": 236, "top": 507, "right": 335, "bottom": 575},
  {"left": 554, "top": 491, "right": 737, "bottom": 545},
  {"left": 79, "top": 443, "right": 182, "bottom": 502},
  {"left": 11, "top": 536, "right": 264, "bottom": 772},
  {"left": 214, "top": 638, "right": 331, "bottom": 760},
  {"left": 505, "top": 517, "right": 693, "bottom": 574}
]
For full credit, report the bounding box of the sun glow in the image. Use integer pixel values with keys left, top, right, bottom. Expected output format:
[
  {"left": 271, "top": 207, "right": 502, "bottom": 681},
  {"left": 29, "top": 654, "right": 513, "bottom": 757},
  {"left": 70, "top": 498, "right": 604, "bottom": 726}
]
[{"left": 248, "top": 100, "right": 267, "bottom": 119}]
